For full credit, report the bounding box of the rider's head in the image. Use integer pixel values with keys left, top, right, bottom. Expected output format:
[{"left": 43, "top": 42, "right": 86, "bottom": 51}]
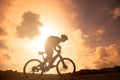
[{"left": 61, "top": 34, "right": 68, "bottom": 42}]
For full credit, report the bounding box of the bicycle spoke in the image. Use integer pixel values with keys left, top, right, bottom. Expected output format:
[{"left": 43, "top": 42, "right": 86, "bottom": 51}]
[
  {"left": 23, "top": 59, "right": 43, "bottom": 80},
  {"left": 56, "top": 58, "right": 76, "bottom": 77}
]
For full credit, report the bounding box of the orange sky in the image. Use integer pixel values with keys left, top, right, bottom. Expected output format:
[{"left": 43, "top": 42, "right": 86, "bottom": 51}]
[
  {"left": 0, "top": 0, "right": 80, "bottom": 72},
  {"left": 0, "top": 0, "right": 120, "bottom": 73}
]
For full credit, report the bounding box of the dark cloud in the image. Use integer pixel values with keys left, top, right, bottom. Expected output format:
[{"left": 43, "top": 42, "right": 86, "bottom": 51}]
[
  {"left": 16, "top": 11, "right": 43, "bottom": 39},
  {"left": 111, "top": 0, "right": 120, "bottom": 9},
  {"left": 71, "top": 0, "right": 119, "bottom": 25},
  {"left": 65, "top": 0, "right": 120, "bottom": 48},
  {"left": 0, "top": 26, "right": 7, "bottom": 35},
  {"left": 0, "top": 40, "right": 8, "bottom": 49},
  {"left": 0, "top": 0, "right": 12, "bottom": 24},
  {"left": 0, "top": 53, "right": 11, "bottom": 60},
  {"left": 65, "top": 0, "right": 120, "bottom": 30},
  {"left": 65, "top": 0, "right": 120, "bottom": 69}
]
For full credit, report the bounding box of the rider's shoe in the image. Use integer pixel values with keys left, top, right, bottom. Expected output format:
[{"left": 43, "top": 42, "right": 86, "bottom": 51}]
[
  {"left": 38, "top": 63, "right": 43, "bottom": 67},
  {"left": 37, "top": 63, "right": 44, "bottom": 70},
  {"left": 43, "top": 66, "right": 49, "bottom": 72}
]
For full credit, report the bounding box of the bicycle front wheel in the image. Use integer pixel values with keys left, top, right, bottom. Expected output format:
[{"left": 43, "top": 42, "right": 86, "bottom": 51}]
[
  {"left": 56, "top": 58, "right": 76, "bottom": 77},
  {"left": 23, "top": 59, "right": 43, "bottom": 80}
]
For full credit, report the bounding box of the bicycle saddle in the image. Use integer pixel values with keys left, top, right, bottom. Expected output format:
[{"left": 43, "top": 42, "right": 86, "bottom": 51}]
[{"left": 38, "top": 51, "right": 45, "bottom": 55}]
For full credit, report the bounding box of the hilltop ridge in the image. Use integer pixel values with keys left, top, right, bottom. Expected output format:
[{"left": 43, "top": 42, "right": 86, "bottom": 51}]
[{"left": 0, "top": 66, "right": 120, "bottom": 80}]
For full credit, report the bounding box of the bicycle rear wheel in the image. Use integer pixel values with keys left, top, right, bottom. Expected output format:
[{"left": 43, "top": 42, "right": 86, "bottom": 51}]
[
  {"left": 56, "top": 58, "right": 76, "bottom": 77},
  {"left": 23, "top": 59, "right": 43, "bottom": 80}
]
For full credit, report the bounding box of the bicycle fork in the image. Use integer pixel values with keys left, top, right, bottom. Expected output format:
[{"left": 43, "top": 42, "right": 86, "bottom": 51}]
[{"left": 59, "top": 55, "right": 68, "bottom": 69}]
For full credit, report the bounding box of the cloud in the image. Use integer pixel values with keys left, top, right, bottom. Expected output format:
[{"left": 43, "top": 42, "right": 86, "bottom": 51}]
[
  {"left": 64, "top": 29, "right": 120, "bottom": 70},
  {"left": 94, "top": 26, "right": 105, "bottom": 41},
  {"left": 113, "top": 7, "right": 120, "bottom": 19},
  {"left": 64, "top": 29, "right": 94, "bottom": 70},
  {"left": 0, "top": 53, "right": 11, "bottom": 60},
  {"left": 0, "top": 42, "right": 10, "bottom": 70},
  {"left": 0, "top": 40, "right": 8, "bottom": 49},
  {"left": 0, "top": 0, "right": 12, "bottom": 24},
  {"left": 16, "top": 11, "right": 43, "bottom": 39},
  {"left": 96, "top": 27, "right": 105, "bottom": 35},
  {"left": 0, "top": 52, "right": 12, "bottom": 70},
  {"left": 94, "top": 44, "right": 120, "bottom": 68},
  {"left": 0, "top": 26, "right": 7, "bottom": 35}
]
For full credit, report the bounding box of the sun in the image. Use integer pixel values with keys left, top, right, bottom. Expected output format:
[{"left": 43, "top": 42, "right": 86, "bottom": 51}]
[{"left": 31, "top": 25, "right": 58, "bottom": 51}]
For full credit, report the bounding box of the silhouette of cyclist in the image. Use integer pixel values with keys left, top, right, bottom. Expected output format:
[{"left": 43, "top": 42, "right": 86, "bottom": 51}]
[{"left": 44, "top": 34, "right": 68, "bottom": 70}]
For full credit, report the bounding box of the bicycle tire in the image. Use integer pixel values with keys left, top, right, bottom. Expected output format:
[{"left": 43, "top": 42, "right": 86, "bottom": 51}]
[
  {"left": 23, "top": 59, "right": 43, "bottom": 80},
  {"left": 56, "top": 58, "right": 76, "bottom": 77}
]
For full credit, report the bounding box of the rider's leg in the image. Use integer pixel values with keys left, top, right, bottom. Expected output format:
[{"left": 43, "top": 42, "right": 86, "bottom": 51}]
[
  {"left": 45, "top": 45, "right": 53, "bottom": 69},
  {"left": 48, "top": 54, "right": 59, "bottom": 67},
  {"left": 46, "top": 53, "right": 53, "bottom": 67}
]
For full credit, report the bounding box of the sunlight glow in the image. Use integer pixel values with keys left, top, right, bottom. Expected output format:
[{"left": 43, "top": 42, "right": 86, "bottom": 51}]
[{"left": 31, "top": 25, "right": 58, "bottom": 52}]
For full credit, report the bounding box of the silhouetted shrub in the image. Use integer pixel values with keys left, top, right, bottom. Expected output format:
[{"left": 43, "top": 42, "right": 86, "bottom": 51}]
[{"left": 75, "top": 66, "right": 120, "bottom": 75}]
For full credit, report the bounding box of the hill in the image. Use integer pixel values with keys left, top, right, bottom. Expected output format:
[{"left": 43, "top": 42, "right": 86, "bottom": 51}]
[{"left": 0, "top": 66, "right": 120, "bottom": 80}]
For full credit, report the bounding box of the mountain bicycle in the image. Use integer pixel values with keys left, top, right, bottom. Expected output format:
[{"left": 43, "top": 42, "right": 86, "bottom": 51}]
[{"left": 23, "top": 47, "right": 76, "bottom": 80}]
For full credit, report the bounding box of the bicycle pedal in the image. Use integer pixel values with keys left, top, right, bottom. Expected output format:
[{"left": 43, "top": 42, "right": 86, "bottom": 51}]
[{"left": 43, "top": 67, "right": 49, "bottom": 72}]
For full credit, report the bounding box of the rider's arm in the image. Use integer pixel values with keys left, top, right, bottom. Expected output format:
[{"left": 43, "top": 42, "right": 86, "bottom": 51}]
[{"left": 54, "top": 45, "right": 61, "bottom": 51}]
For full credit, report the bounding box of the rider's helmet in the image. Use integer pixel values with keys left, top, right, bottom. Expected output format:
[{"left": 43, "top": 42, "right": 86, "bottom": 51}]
[{"left": 61, "top": 34, "right": 68, "bottom": 42}]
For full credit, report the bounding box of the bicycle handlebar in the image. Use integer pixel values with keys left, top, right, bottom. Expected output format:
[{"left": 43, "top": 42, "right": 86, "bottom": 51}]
[{"left": 54, "top": 45, "right": 61, "bottom": 53}]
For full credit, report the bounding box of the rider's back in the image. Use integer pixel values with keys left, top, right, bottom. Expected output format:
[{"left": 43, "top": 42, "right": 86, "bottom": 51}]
[{"left": 45, "top": 36, "right": 61, "bottom": 47}]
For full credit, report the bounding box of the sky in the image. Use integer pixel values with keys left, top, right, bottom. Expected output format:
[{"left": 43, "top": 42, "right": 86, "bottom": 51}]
[{"left": 0, "top": 0, "right": 120, "bottom": 73}]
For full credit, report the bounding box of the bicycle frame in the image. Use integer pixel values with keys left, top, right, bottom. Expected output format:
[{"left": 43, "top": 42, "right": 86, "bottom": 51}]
[
  {"left": 40, "top": 49, "right": 65, "bottom": 68},
  {"left": 24, "top": 48, "right": 76, "bottom": 79}
]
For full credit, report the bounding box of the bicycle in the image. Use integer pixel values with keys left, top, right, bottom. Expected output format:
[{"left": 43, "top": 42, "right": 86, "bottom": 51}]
[{"left": 23, "top": 47, "right": 76, "bottom": 80}]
